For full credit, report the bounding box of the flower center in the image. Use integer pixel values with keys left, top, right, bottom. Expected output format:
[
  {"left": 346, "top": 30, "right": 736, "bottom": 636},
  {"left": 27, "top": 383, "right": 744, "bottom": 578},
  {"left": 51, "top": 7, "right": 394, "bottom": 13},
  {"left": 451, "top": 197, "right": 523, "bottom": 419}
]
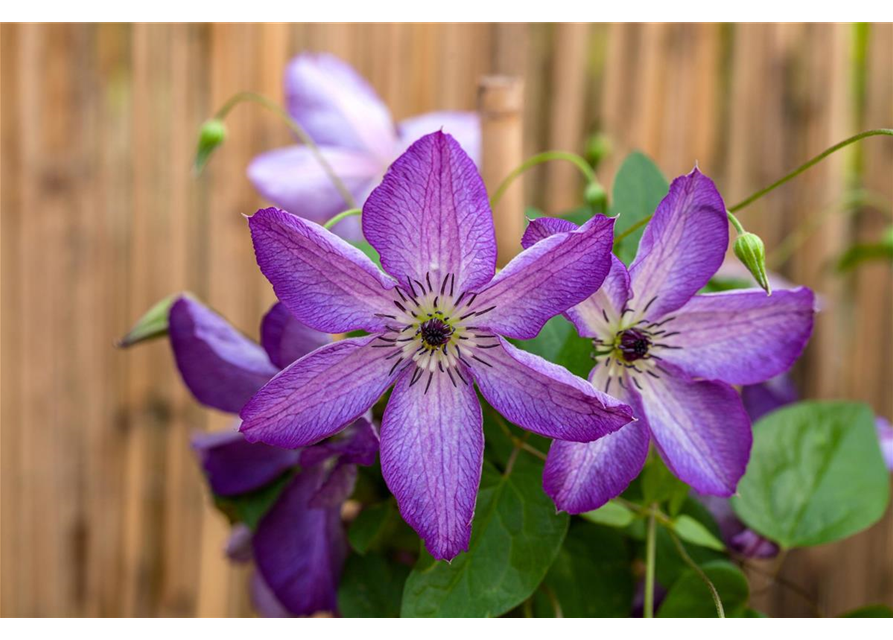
[
  {"left": 419, "top": 317, "right": 454, "bottom": 347},
  {"left": 617, "top": 328, "right": 651, "bottom": 362}
]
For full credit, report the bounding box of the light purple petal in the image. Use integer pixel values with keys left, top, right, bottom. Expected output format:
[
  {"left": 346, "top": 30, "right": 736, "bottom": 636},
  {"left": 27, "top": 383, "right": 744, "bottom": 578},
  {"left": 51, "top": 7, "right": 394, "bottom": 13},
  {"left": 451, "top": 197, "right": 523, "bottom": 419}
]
[
  {"left": 191, "top": 428, "right": 300, "bottom": 496},
  {"left": 284, "top": 53, "right": 396, "bottom": 161},
  {"left": 250, "top": 572, "right": 293, "bottom": 618},
  {"left": 362, "top": 131, "right": 497, "bottom": 293},
  {"left": 877, "top": 416, "right": 893, "bottom": 471},
  {"left": 252, "top": 467, "right": 346, "bottom": 616},
  {"left": 474, "top": 215, "right": 616, "bottom": 340},
  {"left": 379, "top": 369, "right": 483, "bottom": 561},
  {"left": 240, "top": 336, "right": 400, "bottom": 448},
  {"left": 637, "top": 363, "right": 752, "bottom": 496},
  {"left": 730, "top": 529, "right": 780, "bottom": 559},
  {"left": 519, "top": 216, "right": 578, "bottom": 249},
  {"left": 249, "top": 207, "right": 397, "bottom": 334},
  {"left": 225, "top": 523, "right": 254, "bottom": 563},
  {"left": 741, "top": 373, "right": 799, "bottom": 423},
  {"left": 628, "top": 168, "right": 729, "bottom": 320},
  {"left": 471, "top": 337, "right": 634, "bottom": 442},
  {"left": 397, "top": 111, "right": 481, "bottom": 165},
  {"left": 660, "top": 288, "right": 815, "bottom": 385},
  {"left": 169, "top": 297, "right": 278, "bottom": 413},
  {"left": 247, "top": 145, "right": 379, "bottom": 230},
  {"left": 260, "top": 302, "right": 331, "bottom": 370}
]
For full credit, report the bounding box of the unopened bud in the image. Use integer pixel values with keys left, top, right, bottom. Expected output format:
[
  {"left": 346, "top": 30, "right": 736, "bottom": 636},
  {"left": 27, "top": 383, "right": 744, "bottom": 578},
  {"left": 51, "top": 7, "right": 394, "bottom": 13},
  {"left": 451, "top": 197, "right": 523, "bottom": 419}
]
[
  {"left": 584, "top": 181, "right": 607, "bottom": 213},
  {"left": 116, "top": 293, "right": 181, "bottom": 348},
  {"left": 194, "top": 119, "right": 227, "bottom": 173},
  {"left": 585, "top": 133, "right": 612, "bottom": 168},
  {"left": 734, "top": 232, "right": 771, "bottom": 295}
]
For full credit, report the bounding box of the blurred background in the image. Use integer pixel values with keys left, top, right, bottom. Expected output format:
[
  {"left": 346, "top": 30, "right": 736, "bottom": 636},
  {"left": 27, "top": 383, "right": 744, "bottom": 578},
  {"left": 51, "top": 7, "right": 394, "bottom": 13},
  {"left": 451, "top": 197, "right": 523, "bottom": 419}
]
[{"left": 1, "top": 23, "right": 891, "bottom": 617}]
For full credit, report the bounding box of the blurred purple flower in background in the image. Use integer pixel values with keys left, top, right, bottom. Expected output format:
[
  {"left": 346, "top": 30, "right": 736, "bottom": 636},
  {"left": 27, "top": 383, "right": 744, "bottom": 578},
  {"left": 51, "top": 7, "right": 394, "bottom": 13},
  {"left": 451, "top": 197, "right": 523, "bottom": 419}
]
[
  {"left": 248, "top": 53, "right": 480, "bottom": 238},
  {"left": 168, "top": 296, "right": 378, "bottom": 616}
]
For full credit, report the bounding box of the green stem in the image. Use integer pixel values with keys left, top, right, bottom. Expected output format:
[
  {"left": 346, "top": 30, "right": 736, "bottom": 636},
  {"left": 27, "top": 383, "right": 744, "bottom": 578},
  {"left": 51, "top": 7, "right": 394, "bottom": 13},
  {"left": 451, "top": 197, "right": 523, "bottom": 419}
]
[
  {"left": 727, "top": 211, "right": 746, "bottom": 235},
  {"left": 323, "top": 208, "right": 362, "bottom": 230},
  {"left": 644, "top": 506, "right": 657, "bottom": 619},
  {"left": 668, "top": 530, "right": 725, "bottom": 618},
  {"left": 727, "top": 129, "right": 893, "bottom": 213},
  {"left": 490, "top": 151, "right": 596, "bottom": 209},
  {"left": 213, "top": 91, "right": 357, "bottom": 209}
]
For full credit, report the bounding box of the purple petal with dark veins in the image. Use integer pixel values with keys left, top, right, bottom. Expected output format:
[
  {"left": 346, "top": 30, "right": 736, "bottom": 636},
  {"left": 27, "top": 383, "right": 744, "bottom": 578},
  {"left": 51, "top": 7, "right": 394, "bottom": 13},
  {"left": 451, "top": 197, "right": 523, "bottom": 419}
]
[
  {"left": 397, "top": 111, "right": 481, "bottom": 166},
  {"left": 252, "top": 467, "right": 346, "bottom": 617},
  {"left": 471, "top": 337, "right": 634, "bottom": 442},
  {"left": 260, "top": 302, "right": 331, "bottom": 370},
  {"left": 660, "top": 288, "right": 815, "bottom": 385},
  {"left": 169, "top": 297, "right": 278, "bottom": 413},
  {"left": 520, "top": 216, "right": 578, "bottom": 250},
  {"left": 379, "top": 368, "right": 483, "bottom": 561},
  {"left": 248, "top": 207, "right": 397, "bottom": 334},
  {"left": 474, "top": 215, "right": 616, "bottom": 340},
  {"left": 191, "top": 428, "right": 300, "bottom": 496},
  {"left": 362, "top": 131, "right": 497, "bottom": 294},
  {"left": 628, "top": 168, "right": 729, "bottom": 320},
  {"left": 240, "top": 336, "right": 400, "bottom": 449}
]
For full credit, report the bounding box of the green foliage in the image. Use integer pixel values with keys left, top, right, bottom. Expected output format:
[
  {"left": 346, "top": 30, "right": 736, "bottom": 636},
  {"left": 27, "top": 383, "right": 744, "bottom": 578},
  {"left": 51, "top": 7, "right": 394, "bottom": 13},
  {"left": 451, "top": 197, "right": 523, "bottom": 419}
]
[
  {"left": 654, "top": 497, "right": 725, "bottom": 588},
  {"left": 641, "top": 454, "right": 689, "bottom": 514},
  {"left": 671, "top": 515, "right": 725, "bottom": 552},
  {"left": 338, "top": 552, "right": 410, "bottom": 618},
  {"left": 581, "top": 501, "right": 636, "bottom": 528},
  {"left": 840, "top": 604, "right": 893, "bottom": 618},
  {"left": 732, "top": 401, "right": 890, "bottom": 548},
  {"left": 836, "top": 228, "right": 893, "bottom": 272},
  {"left": 511, "top": 315, "right": 594, "bottom": 379},
  {"left": 212, "top": 472, "right": 292, "bottom": 530},
  {"left": 610, "top": 151, "right": 669, "bottom": 265},
  {"left": 657, "top": 561, "right": 749, "bottom": 618},
  {"left": 348, "top": 500, "right": 397, "bottom": 555},
  {"left": 350, "top": 240, "right": 382, "bottom": 269}
]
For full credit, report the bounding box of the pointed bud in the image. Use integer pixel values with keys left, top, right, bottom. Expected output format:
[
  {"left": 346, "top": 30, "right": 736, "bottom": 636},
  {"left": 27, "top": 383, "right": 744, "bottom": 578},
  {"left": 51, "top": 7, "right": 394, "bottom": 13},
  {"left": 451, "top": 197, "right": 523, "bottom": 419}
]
[
  {"left": 116, "top": 293, "right": 182, "bottom": 348},
  {"left": 734, "top": 232, "right": 771, "bottom": 295},
  {"left": 584, "top": 181, "right": 607, "bottom": 213},
  {"left": 194, "top": 119, "right": 227, "bottom": 174},
  {"left": 584, "top": 133, "right": 612, "bottom": 168}
]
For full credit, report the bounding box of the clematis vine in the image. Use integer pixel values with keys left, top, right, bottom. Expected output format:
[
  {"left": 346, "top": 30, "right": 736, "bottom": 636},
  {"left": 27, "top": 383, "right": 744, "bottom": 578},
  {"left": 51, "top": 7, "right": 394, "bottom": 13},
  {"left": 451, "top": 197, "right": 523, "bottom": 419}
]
[
  {"left": 239, "top": 131, "right": 635, "bottom": 560},
  {"left": 248, "top": 53, "right": 480, "bottom": 238},
  {"left": 168, "top": 296, "right": 378, "bottom": 616},
  {"left": 525, "top": 168, "right": 817, "bottom": 512}
]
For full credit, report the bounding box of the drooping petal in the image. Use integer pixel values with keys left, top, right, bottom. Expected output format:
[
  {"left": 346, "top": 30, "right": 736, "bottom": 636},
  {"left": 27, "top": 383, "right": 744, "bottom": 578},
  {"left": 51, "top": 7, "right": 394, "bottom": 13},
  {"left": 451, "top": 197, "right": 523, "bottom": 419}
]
[
  {"left": 252, "top": 467, "right": 347, "bottom": 617},
  {"left": 397, "top": 111, "right": 481, "bottom": 165},
  {"left": 300, "top": 416, "right": 380, "bottom": 468},
  {"left": 637, "top": 363, "right": 752, "bottom": 496},
  {"left": 250, "top": 572, "right": 292, "bottom": 618},
  {"left": 284, "top": 53, "right": 396, "bottom": 161},
  {"left": 240, "top": 336, "right": 400, "bottom": 448},
  {"left": 474, "top": 215, "right": 616, "bottom": 340},
  {"left": 247, "top": 145, "right": 379, "bottom": 233},
  {"left": 379, "top": 369, "right": 483, "bottom": 561},
  {"left": 309, "top": 462, "right": 358, "bottom": 508},
  {"left": 519, "top": 216, "right": 578, "bottom": 249},
  {"left": 471, "top": 337, "right": 634, "bottom": 442},
  {"left": 249, "top": 207, "right": 397, "bottom": 334},
  {"left": 741, "top": 373, "right": 799, "bottom": 422},
  {"left": 659, "top": 288, "right": 815, "bottom": 385},
  {"left": 628, "top": 168, "right": 729, "bottom": 320},
  {"left": 362, "top": 131, "right": 497, "bottom": 293},
  {"left": 169, "top": 297, "right": 278, "bottom": 413},
  {"left": 191, "top": 428, "right": 300, "bottom": 496},
  {"left": 260, "top": 302, "right": 330, "bottom": 370}
]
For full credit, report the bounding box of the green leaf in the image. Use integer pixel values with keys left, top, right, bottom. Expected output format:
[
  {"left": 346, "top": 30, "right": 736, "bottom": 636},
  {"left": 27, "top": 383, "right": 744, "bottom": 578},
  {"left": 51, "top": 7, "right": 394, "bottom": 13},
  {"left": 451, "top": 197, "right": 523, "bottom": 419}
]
[
  {"left": 337, "top": 552, "right": 410, "bottom": 618},
  {"left": 732, "top": 401, "right": 890, "bottom": 548},
  {"left": 401, "top": 456, "right": 569, "bottom": 617},
  {"left": 348, "top": 500, "right": 396, "bottom": 555},
  {"left": 213, "top": 472, "right": 292, "bottom": 530},
  {"left": 840, "top": 604, "right": 893, "bottom": 617},
  {"left": 657, "top": 560, "right": 749, "bottom": 618},
  {"left": 744, "top": 608, "right": 769, "bottom": 617},
  {"left": 641, "top": 454, "right": 689, "bottom": 508},
  {"left": 672, "top": 515, "right": 725, "bottom": 551},
  {"left": 511, "top": 315, "right": 593, "bottom": 379},
  {"left": 610, "top": 151, "right": 669, "bottom": 265},
  {"left": 654, "top": 497, "right": 725, "bottom": 588},
  {"left": 532, "top": 522, "right": 634, "bottom": 617},
  {"left": 116, "top": 292, "right": 183, "bottom": 348},
  {"left": 581, "top": 501, "right": 635, "bottom": 528},
  {"left": 350, "top": 240, "right": 382, "bottom": 269},
  {"left": 836, "top": 235, "right": 893, "bottom": 272}
]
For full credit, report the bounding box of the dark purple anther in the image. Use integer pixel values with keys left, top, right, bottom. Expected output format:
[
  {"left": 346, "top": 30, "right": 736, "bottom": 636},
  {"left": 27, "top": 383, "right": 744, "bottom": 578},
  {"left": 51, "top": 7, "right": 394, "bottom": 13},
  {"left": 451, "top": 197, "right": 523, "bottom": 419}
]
[
  {"left": 420, "top": 317, "right": 453, "bottom": 347},
  {"left": 618, "top": 329, "right": 651, "bottom": 362}
]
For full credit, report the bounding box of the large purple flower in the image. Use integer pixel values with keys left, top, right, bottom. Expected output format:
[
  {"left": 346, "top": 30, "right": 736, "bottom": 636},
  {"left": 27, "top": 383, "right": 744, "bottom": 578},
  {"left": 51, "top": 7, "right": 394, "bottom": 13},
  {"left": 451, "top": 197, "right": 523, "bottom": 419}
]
[
  {"left": 527, "top": 168, "right": 816, "bottom": 512},
  {"left": 248, "top": 53, "right": 480, "bottom": 238},
  {"left": 240, "top": 131, "right": 635, "bottom": 560},
  {"left": 169, "top": 296, "right": 377, "bottom": 616}
]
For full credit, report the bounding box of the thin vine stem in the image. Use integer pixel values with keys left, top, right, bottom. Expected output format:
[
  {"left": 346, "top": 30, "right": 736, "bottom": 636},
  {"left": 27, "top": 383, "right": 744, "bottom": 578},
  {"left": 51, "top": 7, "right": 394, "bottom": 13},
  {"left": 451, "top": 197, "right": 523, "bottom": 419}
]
[
  {"left": 667, "top": 529, "right": 725, "bottom": 618},
  {"left": 323, "top": 208, "right": 362, "bottom": 230},
  {"left": 213, "top": 91, "right": 357, "bottom": 209},
  {"left": 644, "top": 506, "right": 657, "bottom": 618},
  {"left": 490, "top": 151, "right": 596, "bottom": 209}
]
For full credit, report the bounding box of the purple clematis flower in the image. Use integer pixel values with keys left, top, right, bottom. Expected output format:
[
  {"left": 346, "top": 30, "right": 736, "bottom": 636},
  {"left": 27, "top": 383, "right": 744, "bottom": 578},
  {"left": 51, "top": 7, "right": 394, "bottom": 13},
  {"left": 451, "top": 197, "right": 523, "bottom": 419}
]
[
  {"left": 239, "top": 131, "right": 635, "bottom": 561},
  {"left": 248, "top": 53, "right": 480, "bottom": 239},
  {"left": 526, "top": 168, "right": 816, "bottom": 513},
  {"left": 169, "top": 295, "right": 378, "bottom": 616}
]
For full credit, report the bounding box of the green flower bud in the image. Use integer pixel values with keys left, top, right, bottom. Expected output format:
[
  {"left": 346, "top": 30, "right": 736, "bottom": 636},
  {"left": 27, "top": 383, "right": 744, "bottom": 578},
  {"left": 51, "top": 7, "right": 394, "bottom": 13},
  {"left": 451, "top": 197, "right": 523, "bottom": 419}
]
[
  {"left": 194, "top": 118, "right": 227, "bottom": 173},
  {"left": 585, "top": 133, "right": 612, "bottom": 168},
  {"left": 584, "top": 181, "right": 608, "bottom": 213},
  {"left": 116, "top": 293, "right": 182, "bottom": 348},
  {"left": 734, "top": 232, "right": 771, "bottom": 295}
]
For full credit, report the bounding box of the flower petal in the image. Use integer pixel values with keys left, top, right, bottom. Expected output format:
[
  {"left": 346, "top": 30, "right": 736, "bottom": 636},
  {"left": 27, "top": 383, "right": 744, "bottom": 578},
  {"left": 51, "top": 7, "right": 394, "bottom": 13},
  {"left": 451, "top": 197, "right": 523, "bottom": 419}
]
[
  {"left": 659, "top": 288, "right": 815, "bottom": 385},
  {"left": 362, "top": 131, "right": 497, "bottom": 293},
  {"left": 628, "top": 168, "right": 729, "bottom": 320},
  {"left": 191, "top": 428, "right": 300, "bottom": 496},
  {"left": 250, "top": 572, "right": 292, "bottom": 618},
  {"left": 300, "top": 416, "right": 380, "bottom": 468},
  {"left": 637, "top": 363, "right": 752, "bottom": 496},
  {"left": 284, "top": 53, "right": 396, "bottom": 161},
  {"left": 249, "top": 207, "right": 397, "bottom": 334},
  {"left": 260, "top": 302, "right": 331, "bottom": 370},
  {"left": 519, "top": 216, "right": 578, "bottom": 249},
  {"left": 474, "top": 215, "right": 616, "bottom": 340},
  {"left": 309, "top": 462, "right": 358, "bottom": 508},
  {"left": 240, "top": 336, "right": 400, "bottom": 448},
  {"left": 379, "top": 368, "right": 483, "bottom": 561},
  {"left": 252, "top": 467, "right": 347, "bottom": 616},
  {"left": 168, "top": 297, "right": 278, "bottom": 413},
  {"left": 470, "top": 337, "right": 634, "bottom": 442},
  {"left": 397, "top": 111, "right": 481, "bottom": 165},
  {"left": 247, "top": 145, "right": 379, "bottom": 234},
  {"left": 741, "top": 374, "right": 799, "bottom": 422}
]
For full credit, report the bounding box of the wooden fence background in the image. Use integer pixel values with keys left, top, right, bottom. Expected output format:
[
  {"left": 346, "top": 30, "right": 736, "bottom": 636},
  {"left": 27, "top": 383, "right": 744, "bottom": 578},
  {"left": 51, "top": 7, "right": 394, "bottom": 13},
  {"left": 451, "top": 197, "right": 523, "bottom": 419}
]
[{"left": 1, "top": 23, "right": 891, "bottom": 617}]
